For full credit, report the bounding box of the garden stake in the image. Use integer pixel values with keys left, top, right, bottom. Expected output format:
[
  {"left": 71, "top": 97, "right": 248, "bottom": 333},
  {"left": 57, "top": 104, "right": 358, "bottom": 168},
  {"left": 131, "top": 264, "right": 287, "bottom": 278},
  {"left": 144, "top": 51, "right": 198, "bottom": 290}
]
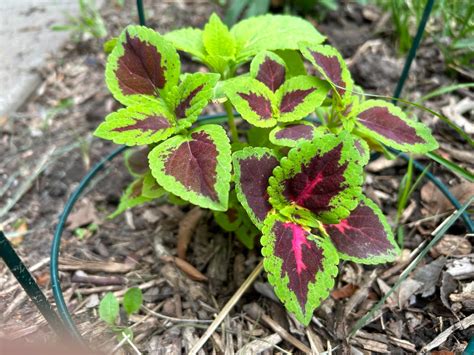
[
  {"left": 0, "top": 231, "right": 65, "bottom": 337},
  {"left": 136, "top": 0, "right": 146, "bottom": 27},
  {"left": 392, "top": 0, "right": 435, "bottom": 101}
]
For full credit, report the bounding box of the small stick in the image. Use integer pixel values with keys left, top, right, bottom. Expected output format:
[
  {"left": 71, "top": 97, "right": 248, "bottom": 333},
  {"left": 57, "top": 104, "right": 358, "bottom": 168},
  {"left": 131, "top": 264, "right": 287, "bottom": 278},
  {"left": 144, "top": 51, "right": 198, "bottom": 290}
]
[
  {"left": 188, "top": 260, "right": 264, "bottom": 355},
  {"left": 142, "top": 305, "right": 213, "bottom": 324}
]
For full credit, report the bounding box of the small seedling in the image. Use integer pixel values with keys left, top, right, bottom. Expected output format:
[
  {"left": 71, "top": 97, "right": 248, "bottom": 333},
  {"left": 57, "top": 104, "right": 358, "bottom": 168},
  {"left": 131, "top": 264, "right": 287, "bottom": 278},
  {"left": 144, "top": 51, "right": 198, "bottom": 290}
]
[
  {"left": 52, "top": 0, "right": 107, "bottom": 42},
  {"left": 99, "top": 288, "right": 143, "bottom": 341},
  {"left": 95, "top": 13, "right": 439, "bottom": 324}
]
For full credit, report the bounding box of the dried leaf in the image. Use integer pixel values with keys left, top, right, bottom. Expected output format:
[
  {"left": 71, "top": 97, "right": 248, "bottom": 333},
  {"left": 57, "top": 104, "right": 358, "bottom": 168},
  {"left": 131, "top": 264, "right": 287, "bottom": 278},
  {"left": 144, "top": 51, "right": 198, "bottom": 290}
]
[
  {"left": 440, "top": 272, "right": 457, "bottom": 310},
  {"left": 331, "top": 284, "right": 358, "bottom": 300},
  {"left": 397, "top": 278, "right": 422, "bottom": 308},
  {"left": 413, "top": 257, "right": 446, "bottom": 297},
  {"left": 421, "top": 181, "right": 474, "bottom": 215},
  {"left": 432, "top": 235, "right": 472, "bottom": 256},
  {"left": 177, "top": 207, "right": 204, "bottom": 260},
  {"left": 67, "top": 200, "right": 99, "bottom": 230},
  {"left": 161, "top": 255, "right": 208, "bottom": 282}
]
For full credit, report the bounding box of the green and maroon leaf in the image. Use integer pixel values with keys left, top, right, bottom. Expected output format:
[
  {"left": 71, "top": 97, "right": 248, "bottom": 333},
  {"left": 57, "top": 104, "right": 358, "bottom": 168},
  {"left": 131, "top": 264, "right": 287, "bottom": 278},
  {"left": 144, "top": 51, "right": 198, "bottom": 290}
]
[
  {"left": 322, "top": 196, "right": 399, "bottom": 264},
  {"left": 148, "top": 124, "right": 231, "bottom": 211},
  {"left": 269, "top": 121, "right": 318, "bottom": 147},
  {"left": 268, "top": 133, "right": 363, "bottom": 224},
  {"left": 173, "top": 73, "right": 220, "bottom": 127},
  {"left": 250, "top": 51, "right": 287, "bottom": 92},
  {"left": 106, "top": 25, "right": 180, "bottom": 106},
  {"left": 276, "top": 76, "right": 330, "bottom": 123},
  {"left": 94, "top": 101, "right": 175, "bottom": 146},
  {"left": 261, "top": 214, "right": 339, "bottom": 324},
  {"left": 355, "top": 100, "right": 438, "bottom": 153},
  {"left": 224, "top": 77, "right": 277, "bottom": 128},
  {"left": 108, "top": 178, "right": 153, "bottom": 219},
  {"left": 142, "top": 172, "right": 166, "bottom": 199},
  {"left": 299, "top": 43, "right": 353, "bottom": 102},
  {"left": 125, "top": 147, "right": 150, "bottom": 177},
  {"left": 233, "top": 147, "right": 280, "bottom": 229}
]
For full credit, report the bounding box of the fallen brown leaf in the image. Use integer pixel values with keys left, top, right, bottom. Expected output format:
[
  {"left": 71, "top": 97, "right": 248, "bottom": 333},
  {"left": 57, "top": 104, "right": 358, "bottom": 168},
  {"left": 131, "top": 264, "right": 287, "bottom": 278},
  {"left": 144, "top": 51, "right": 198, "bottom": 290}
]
[
  {"left": 177, "top": 207, "right": 204, "bottom": 260},
  {"left": 432, "top": 235, "right": 472, "bottom": 256},
  {"left": 421, "top": 181, "right": 474, "bottom": 215},
  {"left": 161, "top": 255, "right": 208, "bottom": 282},
  {"left": 67, "top": 199, "right": 99, "bottom": 230},
  {"left": 331, "top": 283, "right": 358, "bottom": 300}
]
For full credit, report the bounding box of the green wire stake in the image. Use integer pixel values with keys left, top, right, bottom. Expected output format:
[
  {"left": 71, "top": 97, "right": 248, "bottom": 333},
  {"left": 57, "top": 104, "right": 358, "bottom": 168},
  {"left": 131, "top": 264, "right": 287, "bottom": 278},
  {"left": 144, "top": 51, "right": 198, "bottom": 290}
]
[
  {"left": 392, "top": 0, "right": 435, "bottom": 101},
  {"left": 136, "top": 0, "right": 146, "bottom": 26},
  {"left": 0, "top": 231, "right": 65, "bottom": 337}
]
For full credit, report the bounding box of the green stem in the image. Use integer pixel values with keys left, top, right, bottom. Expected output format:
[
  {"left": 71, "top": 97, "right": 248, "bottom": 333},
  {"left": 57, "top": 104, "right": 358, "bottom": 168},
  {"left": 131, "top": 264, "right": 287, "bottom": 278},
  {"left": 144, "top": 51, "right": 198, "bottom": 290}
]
[{"left": 224, "top": 100, "right": 239, "bottom": 142}]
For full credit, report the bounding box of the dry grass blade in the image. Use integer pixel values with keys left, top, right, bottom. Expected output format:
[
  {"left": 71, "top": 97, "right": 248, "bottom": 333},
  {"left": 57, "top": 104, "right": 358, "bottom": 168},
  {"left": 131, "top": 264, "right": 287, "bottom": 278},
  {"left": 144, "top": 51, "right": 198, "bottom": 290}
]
[{"left": 188, "top": 260, "right": 264, "bottom": 355}]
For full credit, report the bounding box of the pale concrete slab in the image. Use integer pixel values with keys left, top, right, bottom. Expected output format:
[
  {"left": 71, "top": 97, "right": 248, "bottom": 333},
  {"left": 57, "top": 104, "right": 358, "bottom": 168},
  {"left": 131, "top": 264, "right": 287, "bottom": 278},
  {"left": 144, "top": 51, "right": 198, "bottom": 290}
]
[{"left": 0, "top": 0, "right": 80, "bottom": 116}]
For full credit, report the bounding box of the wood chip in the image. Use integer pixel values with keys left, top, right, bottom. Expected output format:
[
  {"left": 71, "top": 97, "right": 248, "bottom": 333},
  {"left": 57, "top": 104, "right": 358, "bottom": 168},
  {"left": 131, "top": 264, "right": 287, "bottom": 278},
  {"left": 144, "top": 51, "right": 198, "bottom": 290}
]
[
  {"left": 422, "top": 314, "right": 474, "bottom": 352},
  {"left": 58, "top": 257, "right": 135, "bottom": 273},
  {"left": 432, "top": 235, "right": 472, "bottom": 256}
]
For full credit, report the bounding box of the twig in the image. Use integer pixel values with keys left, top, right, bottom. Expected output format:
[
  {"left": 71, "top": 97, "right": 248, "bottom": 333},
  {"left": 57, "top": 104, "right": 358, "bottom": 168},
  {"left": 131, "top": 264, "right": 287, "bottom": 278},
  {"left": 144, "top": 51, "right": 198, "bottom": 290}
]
[
  {"left": 142, "top": 305, "right": 213, "bottom": 324},
  {"left": 188, "top": 260, "right": 264, "bottom": 355}
]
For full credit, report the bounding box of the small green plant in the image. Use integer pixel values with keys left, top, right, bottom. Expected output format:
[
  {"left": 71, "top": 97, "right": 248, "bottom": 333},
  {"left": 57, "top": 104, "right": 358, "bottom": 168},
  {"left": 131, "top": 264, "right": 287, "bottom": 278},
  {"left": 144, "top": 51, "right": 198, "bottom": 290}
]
[
  {"left": 52, "top": 0, "right": 107, "bottom": 42},
  {"left": 95, "top": 13, "right": 439, "bottom": 324},
  {"left": 99, "top": 288, "right": 143, "bottom": 341}
]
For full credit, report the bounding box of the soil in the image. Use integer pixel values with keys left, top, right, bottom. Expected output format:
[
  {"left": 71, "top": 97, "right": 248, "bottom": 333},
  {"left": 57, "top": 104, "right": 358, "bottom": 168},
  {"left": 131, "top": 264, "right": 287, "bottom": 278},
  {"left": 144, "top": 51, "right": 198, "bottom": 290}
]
[{"left": 1, "top": 0, "right": 473, "bottom": 353}]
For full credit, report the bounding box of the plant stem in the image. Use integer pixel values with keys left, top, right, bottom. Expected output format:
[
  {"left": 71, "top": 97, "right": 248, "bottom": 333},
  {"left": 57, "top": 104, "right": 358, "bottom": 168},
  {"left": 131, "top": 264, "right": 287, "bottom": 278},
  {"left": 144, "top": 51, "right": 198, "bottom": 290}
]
[{"left": 224, "top": 100, "right": 239, "bottom": 142}]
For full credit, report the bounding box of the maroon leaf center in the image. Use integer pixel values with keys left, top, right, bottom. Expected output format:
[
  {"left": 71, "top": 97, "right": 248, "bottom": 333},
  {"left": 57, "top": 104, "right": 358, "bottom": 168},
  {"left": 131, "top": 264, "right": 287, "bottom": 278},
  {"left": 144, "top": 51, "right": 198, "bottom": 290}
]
[
  {"left": 238, "top": 153, "right": 279, "bottom": 221},
  {"left": 323, "top": 201, "right": 394, "bottom": 259},
  {"left": 175, "top": 84, "right": 204, "bottom": 119},
  {"left": 113, "top": 115, "right": 171, "bottom": 133},
  {"left": 275, "top": 124, "right": 314, "bottom": 141},
  {"left": 273, "top": 221, "right": 324, "bottom": 307},
  {"left": 310, "top": 51, "right": 345, "bottom": 97},
  {"left": 256, "top": 57, "right": 286, "bottom": 92},
  {"left": 164, "top": 131, "right": 218, "bottom": 200},
  {"left": 280, "top": 88, "right": 315, "bottom": 114},
  {"left": 117, "top": 32, "right": 167, "bottom": 96},
  {"left": 357, "top": 107, "right": 424, "bottom": 144},
  {"left": 283, "top": 144, "right": 347, "bottom": 214},
  {"left": 238, "top": 92, "right": 273, "bottom": 119}
]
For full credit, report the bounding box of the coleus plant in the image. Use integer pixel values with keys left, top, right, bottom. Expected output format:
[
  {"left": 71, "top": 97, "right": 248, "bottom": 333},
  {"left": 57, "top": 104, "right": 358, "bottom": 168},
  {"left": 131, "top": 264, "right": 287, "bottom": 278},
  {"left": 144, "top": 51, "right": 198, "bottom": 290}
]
[{"left": 95, "top": 13, "right": 439, "bottom": 325}]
